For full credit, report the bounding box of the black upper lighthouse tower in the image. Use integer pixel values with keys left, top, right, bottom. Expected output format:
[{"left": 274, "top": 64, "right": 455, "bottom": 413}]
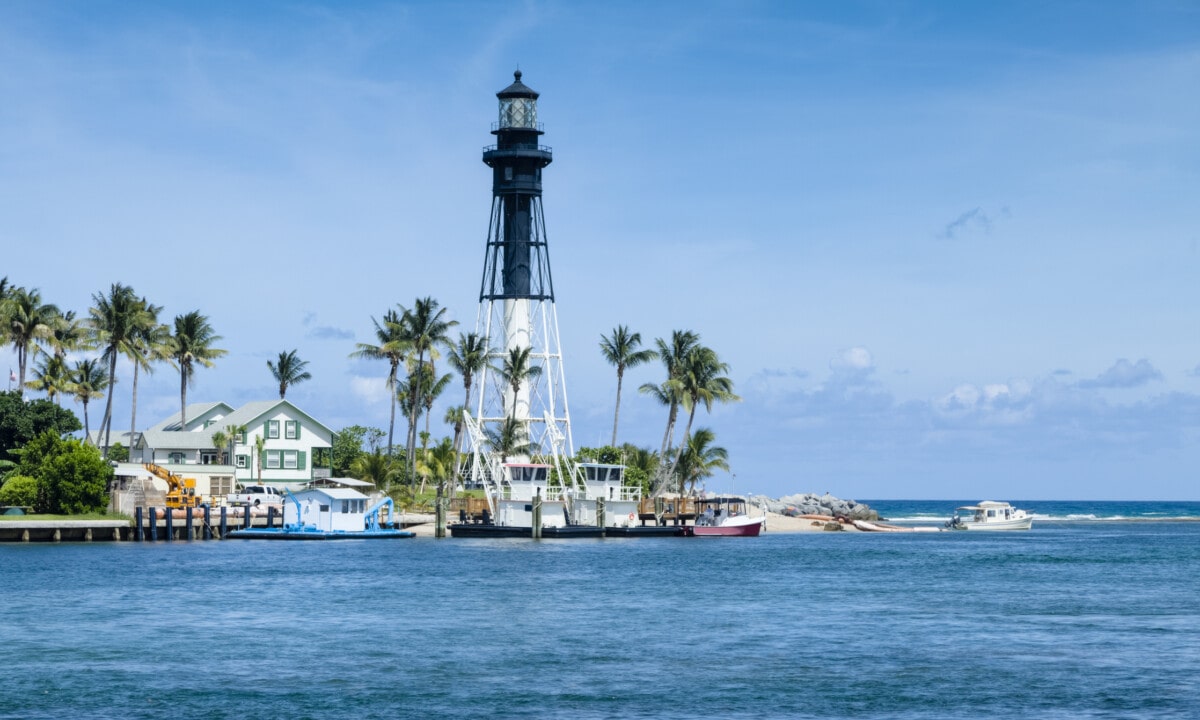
[{"left": 470, "top": 71, "right": 574, "bottom": 463}]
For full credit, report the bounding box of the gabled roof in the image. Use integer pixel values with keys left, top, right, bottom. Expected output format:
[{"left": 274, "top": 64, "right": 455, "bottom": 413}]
[
  {"left": 218, "top": 399, "right": 334, "bottom": 442},
  {"left": 148, "top": 402, "right": 235, "bottom": 432}
]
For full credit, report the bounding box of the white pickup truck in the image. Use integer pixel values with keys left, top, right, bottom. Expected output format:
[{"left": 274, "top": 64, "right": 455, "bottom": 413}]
[{"left": 226, "top": 484, "right": 286, "bottom": 507}]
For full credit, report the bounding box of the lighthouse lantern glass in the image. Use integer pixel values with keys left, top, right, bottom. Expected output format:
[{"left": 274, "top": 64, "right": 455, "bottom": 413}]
[{"left": 499, "top": 97, "right": 537, "bottom": 129}]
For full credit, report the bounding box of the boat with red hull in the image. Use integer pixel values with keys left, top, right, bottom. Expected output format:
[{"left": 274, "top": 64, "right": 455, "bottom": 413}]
[{"left": 689, "top": 496, "right": 765, "bottom": 537}]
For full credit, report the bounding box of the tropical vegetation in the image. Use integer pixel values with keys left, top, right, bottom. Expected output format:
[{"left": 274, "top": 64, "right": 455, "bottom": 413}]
[{"left": 3, "top": 272, "right": 744, "bottom": 513}]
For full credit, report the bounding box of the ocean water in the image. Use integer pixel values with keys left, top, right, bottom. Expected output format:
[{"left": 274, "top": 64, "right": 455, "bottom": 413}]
[{"left": 2, "top": 503, "right": 1198, "bottom": 719}]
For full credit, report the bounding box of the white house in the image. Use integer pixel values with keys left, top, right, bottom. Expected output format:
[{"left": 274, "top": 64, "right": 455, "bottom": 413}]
[
  {"left": 105, "top": 400, "right": 334, "bottom": 503},
  {"left": 283, "top": 487, "right": 371, "bottom": 532}
]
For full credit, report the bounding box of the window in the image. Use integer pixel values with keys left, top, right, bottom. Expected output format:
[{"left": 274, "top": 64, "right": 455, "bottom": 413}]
[
  {"left": 211, "top": 477, "right": 234, "bottom": 496},
  {"left": 235, "top": 455, "right": 248, "bottom": 469},
  {"left": 268, "top": 420, "right": 280, "bottom": 439},
  {"left": 236, "top": 430, "right": 246, "bottom": 444},
  {"left": 168, "top": 452, "right": 184, "bottom": 464},
  {"left": 284, "top": 451, "right": 298, "bottom": 470},
  {"left": 201, "top": 452, "right": 217, "bottom": 465},
  {"left": 285, "top": 420, "right": 298, "bottom": 439},
  {"left": 266, "top": 450, "right": 281, "bottom": 469},
  {"left": 341, "top": 500, "right": 349, "bottom": 514}
]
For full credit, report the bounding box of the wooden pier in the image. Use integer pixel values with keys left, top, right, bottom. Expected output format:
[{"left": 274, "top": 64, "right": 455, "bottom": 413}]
[{"left": 0, "top": 506, "right": 284, "bottom": 543}]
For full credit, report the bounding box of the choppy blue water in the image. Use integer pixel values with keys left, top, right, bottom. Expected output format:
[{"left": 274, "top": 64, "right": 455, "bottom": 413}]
[
  {"left": 2, "top": 504, "right": 1199, "bottom": 719},
  {"left": 867, "top": 499, "right": 1200, "bottom": 523}
]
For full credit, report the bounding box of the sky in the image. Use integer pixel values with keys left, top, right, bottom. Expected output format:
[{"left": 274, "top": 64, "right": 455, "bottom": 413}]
[{"left": 2, "top": 1, "right": 1198, "bottom": 500}]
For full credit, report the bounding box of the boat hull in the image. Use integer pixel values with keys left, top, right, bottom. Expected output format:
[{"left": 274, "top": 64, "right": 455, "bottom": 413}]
[
  {"left": 448, "top": 524, "right": 604, "bottom": 538},
  {"left": 690, "top": 519, "right": 764, "bottom": 537},
  {"left": 227, "top": 528, "right": 415, "bottom": 540},
  {"left": 954, "top": 516, "right": 1033, "bottom": 531}
]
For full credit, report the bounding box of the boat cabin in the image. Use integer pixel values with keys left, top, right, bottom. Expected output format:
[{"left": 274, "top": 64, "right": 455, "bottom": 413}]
[{"left": 283, "top": 487, "right": 371, "bottom": 532}]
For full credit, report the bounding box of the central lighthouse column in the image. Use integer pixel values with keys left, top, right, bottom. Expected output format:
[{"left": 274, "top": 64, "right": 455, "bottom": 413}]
[{"left": 472, "top": 71, "right": 573, "bottom": 462}]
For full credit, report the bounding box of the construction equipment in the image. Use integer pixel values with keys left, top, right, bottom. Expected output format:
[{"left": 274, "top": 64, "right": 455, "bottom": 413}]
[{"left": 143, "top": 463, "right": 204, "bottom": 509}]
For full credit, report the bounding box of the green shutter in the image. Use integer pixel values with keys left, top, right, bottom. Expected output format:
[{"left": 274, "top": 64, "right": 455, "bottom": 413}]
[
  {"left": 298, "top": 451, "right": 306, "bottom": 470},
  {"left": 264, "top": 421, "right": 270, "bottom": 438},
  {"left": 295, "top": 420, "right": 302, "bottom": 439}
]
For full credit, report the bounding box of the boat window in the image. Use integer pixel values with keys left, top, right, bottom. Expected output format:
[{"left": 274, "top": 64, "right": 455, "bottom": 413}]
[
  {"left": 319, "top": 504, "right": 330, "bottom": 512},
  {"left": 532, "top": 467, "right": 547, "bottom": 483}
]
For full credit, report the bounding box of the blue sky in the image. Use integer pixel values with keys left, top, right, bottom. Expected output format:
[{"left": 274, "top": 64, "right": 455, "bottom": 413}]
[{"left": 2, "top": 1, "right": 1198, "bottom": 500}]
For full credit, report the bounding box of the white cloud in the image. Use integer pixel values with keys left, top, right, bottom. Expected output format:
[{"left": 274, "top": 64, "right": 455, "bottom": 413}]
[
  {"left": 350, "top": 375, "right": 389, "bottom": 406},
  {"left": 1078, "top": 358, "right": 1163, "bottom": 389}
]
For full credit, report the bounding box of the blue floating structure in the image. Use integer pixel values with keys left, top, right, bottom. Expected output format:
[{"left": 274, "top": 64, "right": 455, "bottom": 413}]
[{"left": 228, "top": 487, "right": 414, "bottom": 540}]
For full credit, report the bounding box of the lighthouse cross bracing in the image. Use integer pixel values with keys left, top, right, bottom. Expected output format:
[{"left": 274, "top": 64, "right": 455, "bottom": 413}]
[{"left": 469, "top": 71, "right": 574, "bottom": 469}]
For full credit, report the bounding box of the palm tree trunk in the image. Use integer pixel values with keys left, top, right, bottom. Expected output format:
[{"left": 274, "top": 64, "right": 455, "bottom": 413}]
[
  {"left": 611, "top": 368, "right": 624, "bottom": 447},
  {"left": 82, "top": 399, "right": 91, "bottom": 444},
  {"left": 387, "top": 367, "right": 397, "bottom": 456},
  {"left": 665, "top": 404, "right": 698, "bottom": 485},
  {"left": 179, "top": 364, "right": 188, "bottom": 427},
  {"left": 100, "top": 352, "right": 118, "bottom": 454},
  {"left": 129, "top": 361, "right": 140, "bottom": 452}
]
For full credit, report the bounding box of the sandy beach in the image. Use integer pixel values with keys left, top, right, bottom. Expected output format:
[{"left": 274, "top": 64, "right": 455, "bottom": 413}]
[{"left": 398, "top": 510, "right": 860, "bottom": 537}]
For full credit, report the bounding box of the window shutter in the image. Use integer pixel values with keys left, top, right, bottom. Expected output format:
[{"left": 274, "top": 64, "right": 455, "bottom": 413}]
[
  {"left": 295, "top": 420, "right": 302, "bottom": 439},
  {"left": 264, "top": 421, "right": 270, "bottom": 438},
  {"left": 298, "top": 451, "right": 306, "bottom": 470}
]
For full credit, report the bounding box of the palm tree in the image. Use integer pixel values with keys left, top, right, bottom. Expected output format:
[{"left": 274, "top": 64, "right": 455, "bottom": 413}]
[
  {"left": 486, "top": 416, "right": 536, "bottom": 464},
  {"left": 349, "top": 308, "right": 409, "bottom": 456},
  {"left": 421, "top": 367, "right": 453, "bottom": 439},
  {"left": 25, "top": 355, "right": 70, "bottom": 404},
  {"left": 126, "top": 297, "right": 168, "bottom": 450},
  {"left": 211, "top": 430, "right": 229, "bottom": 464},
  {"left": 68, "top": 358, "right": 108, "bottom": 443},
  {"left": 5, "top": 286, "right": 60, "bottom": 398},
  {"left": 49, "top": 310, "right": 91, "bottom": 363},
  {"left": 639, "top": 330, "right": 699, "bottom": 468},
  {"left": 350, "top": 450, "right": 400, "bottom": 494},
  {"left": 600, "top": 325, "right": 657, "bottom": 447},
  {"left": 168, "top": 311, "right": 227, "bottom": 427},
  {"left": 88, "top": 283, "right": 141, "bottom": 453},
  {"left": 674, "top": 427, "right": 729, "bottom": 495},
  {"left": 254, "top": 435, "right": 266, "bottom": 482},
  {"left": 220, "top": 424, "right": 247, "bottom": 466},
  {"left": 447, "top": 332, "right": 487, "bottom": 460},
  {"left": 415, "top": 436, "right": 456, "bottom": 495},
  {"left": 663, "top": 345, "right": 739, "bottom": 483},
  {"left": 267, "top": 349, "right": 312, "bottom": 399},
  {"left": 399, "top": 297, "right": 458, "bottom": 476},
  {"left": 494, "top": 345, "right": 543, "bottom": 420}
]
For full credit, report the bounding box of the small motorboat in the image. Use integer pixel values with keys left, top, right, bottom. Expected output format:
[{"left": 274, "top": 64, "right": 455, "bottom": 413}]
[
  {"left": 690, "top": 496, "right": 765, "bottom": 537},
  {"left": 946, "top": 501, "right": 1033, "bottom": 531}
]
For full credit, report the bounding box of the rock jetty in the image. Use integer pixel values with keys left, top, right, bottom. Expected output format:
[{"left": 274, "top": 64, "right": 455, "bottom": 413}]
[{"left": 750, "top": 493, "right": 879, "bottom": 522}]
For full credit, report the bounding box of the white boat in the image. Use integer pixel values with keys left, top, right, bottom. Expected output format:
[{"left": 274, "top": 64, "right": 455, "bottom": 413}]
[{"left": 946, "top": 501, "right": 1033, "bottom": 531}]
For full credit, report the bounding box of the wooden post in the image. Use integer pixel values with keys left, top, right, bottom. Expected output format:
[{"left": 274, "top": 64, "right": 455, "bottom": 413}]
[
  {"left": 267, "top": 506, "right": 276, "bottom": 528},
  {"left": 203, "top": 505, "right": 212, "bottom": 540},
  {"left": 165, "top": 507, "right": 174, "bottom": 541},
  {"left": 220, "top": 506, "right": 228, "bottom": 539},
  {"left": 186, "top": 507, "right": 194, "bottom": 541},
  {"left": 596, "top": 497, "right": 606, "bottom": 532},
  {"left": 135, "top": 507, "right": 144, "bottom": 542},
  {"left": 243, "top": 506, "right": 251, "bottom": 529},
  {"left": 149, "top": 507, "right": 158, "bottom": 542},
  {"left": 435, "top": 484, "right": 447, "bottom": 538},
  {"left": 532, "top": 488, "right": 542, "bottom": 539},
  {"left": 654, "top": 496, "right": 665, "bottom": 526}
]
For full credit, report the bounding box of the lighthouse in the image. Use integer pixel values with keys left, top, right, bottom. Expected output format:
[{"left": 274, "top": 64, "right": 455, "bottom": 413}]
[{"left": 470, "top": 71, "right": 573, "bottom": 463}]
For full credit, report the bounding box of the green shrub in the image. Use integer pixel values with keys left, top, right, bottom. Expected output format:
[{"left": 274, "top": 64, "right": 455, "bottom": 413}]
[{"left": 0, "top": 474, "right": 38, "bottom": 507}]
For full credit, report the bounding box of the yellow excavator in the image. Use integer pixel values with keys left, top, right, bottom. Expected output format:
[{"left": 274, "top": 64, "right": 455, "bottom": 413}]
[{"left": 143, "top": 463, "right": 204, "bottom": 509}]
